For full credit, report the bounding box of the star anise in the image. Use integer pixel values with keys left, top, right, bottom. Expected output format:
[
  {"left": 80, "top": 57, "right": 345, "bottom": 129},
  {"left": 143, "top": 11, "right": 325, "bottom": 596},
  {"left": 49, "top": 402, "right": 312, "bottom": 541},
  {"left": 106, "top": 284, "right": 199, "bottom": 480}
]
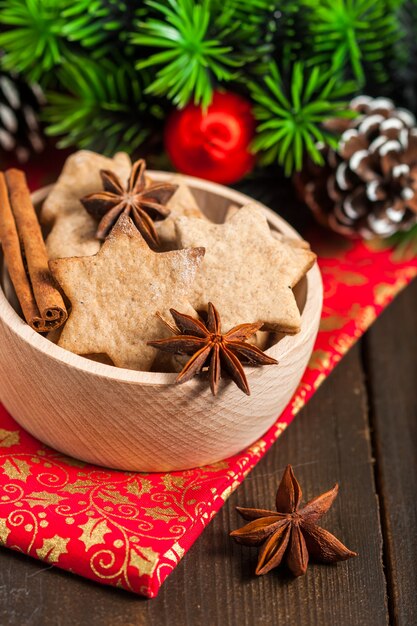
[
  {"left": 230, "top": 465, "right": 357, "bottom": 576},
  {"left": 148, "top": 302, "right": 278, "bottom": 396},
  {"left": 80, "top": 158, "right": 178, "bottom": 247}
]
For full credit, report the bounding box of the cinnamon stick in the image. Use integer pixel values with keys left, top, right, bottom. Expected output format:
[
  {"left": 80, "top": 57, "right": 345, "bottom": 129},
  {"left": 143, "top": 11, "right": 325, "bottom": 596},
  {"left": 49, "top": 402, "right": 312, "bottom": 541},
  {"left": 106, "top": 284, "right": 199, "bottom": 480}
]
[
  {"left": 0, "top": 169, "right": 67, "bottom": 332},
  {"left": 0, "top": 172, "right": 39, "bottom": 326}
]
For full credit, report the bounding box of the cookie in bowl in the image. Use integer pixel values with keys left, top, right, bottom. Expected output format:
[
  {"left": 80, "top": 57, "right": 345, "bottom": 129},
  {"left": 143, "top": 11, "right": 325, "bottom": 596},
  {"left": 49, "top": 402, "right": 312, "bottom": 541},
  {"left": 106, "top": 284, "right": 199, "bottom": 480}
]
[{"left": 0, "top": 151, "right": 322, "bottom": 471}]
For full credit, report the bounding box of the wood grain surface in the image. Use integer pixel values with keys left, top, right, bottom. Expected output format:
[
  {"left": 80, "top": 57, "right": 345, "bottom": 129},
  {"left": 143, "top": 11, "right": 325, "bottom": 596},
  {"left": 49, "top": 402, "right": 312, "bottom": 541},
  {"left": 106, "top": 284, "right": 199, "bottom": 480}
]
[
  {"left": 0, "top": 177, "right": 416, "bottom": 625},
  {"left": 363, "top": 281, "right": 417, "bottom": 626}
]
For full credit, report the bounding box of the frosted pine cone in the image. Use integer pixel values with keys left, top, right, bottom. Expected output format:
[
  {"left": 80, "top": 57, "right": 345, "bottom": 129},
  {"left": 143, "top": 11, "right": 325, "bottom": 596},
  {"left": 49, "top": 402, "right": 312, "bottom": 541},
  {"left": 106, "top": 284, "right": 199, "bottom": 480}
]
[{"left": 298, "top": 96, "right": 417, "bottom": 238}]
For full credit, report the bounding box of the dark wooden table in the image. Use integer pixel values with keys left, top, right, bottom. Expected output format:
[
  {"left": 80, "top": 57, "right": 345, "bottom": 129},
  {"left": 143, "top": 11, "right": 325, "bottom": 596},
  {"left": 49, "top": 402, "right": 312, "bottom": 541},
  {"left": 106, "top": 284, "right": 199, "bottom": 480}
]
[{"left": 1, "top": 180, "right": 416, "bottom": 626}]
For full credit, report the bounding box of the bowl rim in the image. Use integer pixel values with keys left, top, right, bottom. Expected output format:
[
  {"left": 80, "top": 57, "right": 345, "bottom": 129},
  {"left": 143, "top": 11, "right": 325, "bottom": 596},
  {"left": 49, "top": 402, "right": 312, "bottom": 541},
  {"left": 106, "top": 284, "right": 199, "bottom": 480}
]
[{"left": 0, "top": 170, "right": 322, "bottom": 386}]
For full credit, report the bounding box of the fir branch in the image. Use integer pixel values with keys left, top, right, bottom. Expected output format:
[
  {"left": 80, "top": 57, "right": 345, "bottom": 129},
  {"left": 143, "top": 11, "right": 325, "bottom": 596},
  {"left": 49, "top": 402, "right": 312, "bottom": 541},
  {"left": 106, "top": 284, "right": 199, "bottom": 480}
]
[
  {"left": 208, "top": 0, "right": 276, "bottom": 80},
  {"left": 265, "top": 1, "right": 316, "bottom": 72},
  {"left": 211, "top": 0, "right": 274, "bottom": 33},
  {"left": 133, "top": 0, "right": 272, "bottom": 108},
  {"left": 60, "top": 0, "right": 134, "bottom": 56},
  {"left": 391, "top": 0, "right": 417, "bottom": 112},
  {"left": 133, "top": 0, "right": 239, "bottom": 108},
  {"left": 250, "top": 62, "right": 356, "bottom": 176},
  {"left": 0, "top": 0, "right": 72, "bottom": 83},
  {"left": 0, "top": 0, "right": 136, "bottom": 83},
  {"left": 44, "top": 58, "right": 161, "bottom": 156},
  {"left": 303, "top": 0, "right": 401, "bottom": 86}
]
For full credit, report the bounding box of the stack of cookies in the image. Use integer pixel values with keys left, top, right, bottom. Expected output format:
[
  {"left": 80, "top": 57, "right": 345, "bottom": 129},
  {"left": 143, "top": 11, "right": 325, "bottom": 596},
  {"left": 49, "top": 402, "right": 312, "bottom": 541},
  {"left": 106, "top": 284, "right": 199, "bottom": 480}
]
[{"left": 39, "top": 150, "right": 316, "bottom": 394}]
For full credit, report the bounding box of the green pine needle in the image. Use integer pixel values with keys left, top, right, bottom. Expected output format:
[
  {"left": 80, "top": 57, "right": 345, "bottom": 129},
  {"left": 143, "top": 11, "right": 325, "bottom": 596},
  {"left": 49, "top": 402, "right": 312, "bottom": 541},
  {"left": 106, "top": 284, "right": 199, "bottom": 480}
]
[
  {"left": 250, "top": 62, "right": 356, "bottom": 176},
  {"left": 133, "top": 0, "right": 270, "bottom": 108},
  {"left": 211, "top": 0, "right": 274, "bottom": 32},
  {"left": 44, "top": 58, "right": 160, "bottom": 155},
  {"left": 0, "top": 0, "right": 71, "bottom": 83},
  {"left": 0, "top": 0, "right": 409, "bottom": 174},
  {"left": 0, "top": 0, "right": 134, "bottom": 82},
  {"left": 61, "top": 0, "right": 133, "bottom": 54},
  {"left": 391, "top": 0, "right": 417, "bottom": 111},
  {"left": 303, "top": 0, "right": 401, "bottom": 86}
]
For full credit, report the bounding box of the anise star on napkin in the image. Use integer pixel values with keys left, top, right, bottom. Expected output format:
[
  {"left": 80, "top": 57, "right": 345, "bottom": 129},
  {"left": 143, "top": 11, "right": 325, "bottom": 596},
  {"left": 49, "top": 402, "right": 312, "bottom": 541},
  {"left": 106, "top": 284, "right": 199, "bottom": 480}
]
[
  {"left": 148, "top": 302, "right": 278, "bottom": 396},
  {"left": 230, "top": 465, "right": 357, "bottom": 576},
  {"left": 80, "top": 158, "right": 178, "bottom": 247}
]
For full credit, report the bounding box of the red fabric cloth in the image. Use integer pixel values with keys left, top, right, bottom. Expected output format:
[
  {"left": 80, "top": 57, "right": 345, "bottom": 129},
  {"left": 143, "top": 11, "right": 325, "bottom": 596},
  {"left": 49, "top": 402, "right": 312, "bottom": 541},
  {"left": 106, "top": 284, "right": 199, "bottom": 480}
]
[{"left": 1, "top": 231, "right": 415, "bottom": 596}]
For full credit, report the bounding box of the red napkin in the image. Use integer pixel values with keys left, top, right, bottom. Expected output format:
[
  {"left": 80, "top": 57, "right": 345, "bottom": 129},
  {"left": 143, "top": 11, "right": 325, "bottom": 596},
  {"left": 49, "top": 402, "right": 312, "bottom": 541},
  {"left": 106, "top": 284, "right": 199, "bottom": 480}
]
[{"left": 1, "top": 232, "right": 415, "bottom": 596}]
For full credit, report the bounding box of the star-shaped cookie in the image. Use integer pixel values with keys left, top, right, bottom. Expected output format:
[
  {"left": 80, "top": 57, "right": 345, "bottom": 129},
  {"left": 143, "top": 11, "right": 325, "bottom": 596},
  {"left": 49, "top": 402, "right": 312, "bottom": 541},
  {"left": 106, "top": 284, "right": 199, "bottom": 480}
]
[
  {"left": 175, "top": 205, "right": 316, "bottom": 333},
  {"left": 42, "top": 151, "right": 207, "bottom": 259},
  {"left": 42, "top": 150, "right": 132, "bottom": 260},
  {"left": 226, "top": 202, "right": 315, "bottom": 286},
  {"left": 49, "top": 215, "right": 205, "bottom": 370},
  {"left": 156, "top": 177, "right": 206, "bottom": 250}
]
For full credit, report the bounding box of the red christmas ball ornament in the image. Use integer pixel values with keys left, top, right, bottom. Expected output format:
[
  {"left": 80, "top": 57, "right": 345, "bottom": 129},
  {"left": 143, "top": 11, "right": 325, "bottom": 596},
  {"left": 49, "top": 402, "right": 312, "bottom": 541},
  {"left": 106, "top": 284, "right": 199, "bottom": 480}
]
[{"left": 164, "top": 91, "right": 256, "bottom": 185}]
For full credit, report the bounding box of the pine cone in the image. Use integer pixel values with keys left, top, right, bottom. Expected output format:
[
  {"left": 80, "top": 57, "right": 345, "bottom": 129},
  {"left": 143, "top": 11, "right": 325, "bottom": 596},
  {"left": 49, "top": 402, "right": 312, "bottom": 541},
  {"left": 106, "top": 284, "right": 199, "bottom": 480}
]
[
  {"left": 0, "top": 71, "right": 45, "bottom": 163},
  {"left": 298, "top": 96, "right": 417, "bottom": 238}
]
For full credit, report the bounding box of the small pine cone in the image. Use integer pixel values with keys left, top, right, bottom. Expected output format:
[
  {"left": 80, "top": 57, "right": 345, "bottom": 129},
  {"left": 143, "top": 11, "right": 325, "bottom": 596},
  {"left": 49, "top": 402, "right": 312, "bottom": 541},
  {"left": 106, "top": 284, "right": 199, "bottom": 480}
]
[
  {"left": 0, "top": 71, "right": 45, "bottom": 163},
  {"left": 297, "top": 96, "right": 417, "bottom": 238}
]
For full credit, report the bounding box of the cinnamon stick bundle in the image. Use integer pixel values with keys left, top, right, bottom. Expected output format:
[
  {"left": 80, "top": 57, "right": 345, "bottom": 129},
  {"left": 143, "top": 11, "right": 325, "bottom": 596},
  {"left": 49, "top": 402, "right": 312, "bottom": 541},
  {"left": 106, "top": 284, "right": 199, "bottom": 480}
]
[{"left": 0, "top": 169, "right": 67, "bottom": 332}]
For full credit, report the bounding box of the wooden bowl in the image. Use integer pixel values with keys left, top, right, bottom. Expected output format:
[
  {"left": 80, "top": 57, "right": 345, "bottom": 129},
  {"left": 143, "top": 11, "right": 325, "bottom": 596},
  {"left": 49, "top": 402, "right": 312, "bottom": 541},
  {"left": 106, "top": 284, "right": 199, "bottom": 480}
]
[{"left": 0, "top": 173, "right": 322, "bottom": 472}]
